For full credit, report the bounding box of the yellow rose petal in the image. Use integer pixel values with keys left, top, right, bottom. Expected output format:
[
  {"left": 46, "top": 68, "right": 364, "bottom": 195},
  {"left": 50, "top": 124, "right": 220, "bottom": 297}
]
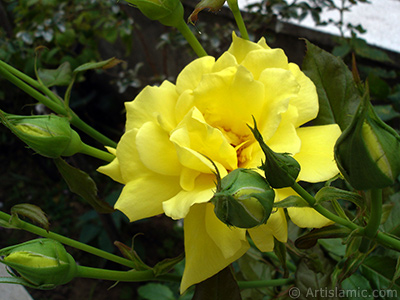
[
  {"left": 248, "top": 208, "right": 287, "bottom": 252},
  {"left": 176, "top": 56, "right": 215, "bottom": 94},
  {"left": 136, "top": 121, "right": 181, "bottom": 176},
  {"left": 294, "top": 124, "right": 341, "bottom": 182},
  {"left": 288, "top": 206, "right": 334, "bottom": 228},
  {"left": 228, "top": 32, "right": 270, "bottom": 63},
  {"left": 163, "top": 174, "right": 216, "bottom": 219},
  {"left": 115, "top": 176, "right": 181, "bottom": 222},
  {"left": 97, "top": 156, "right": 123, "bottom": 184},
  {"left": 125, "top": 81, "right": 178, "bottom": 132},
  {"left": 193, "top": 65, "right": 265, "bottom": 138},
  {"left": 181, "top": 203, "right": 249, "bottom": 292},
  {"left": 242, "top": 48, "right": 289, "bottom": 80},
  {"left": 288, "top": 63, "right": 319, "bottom": 127}
]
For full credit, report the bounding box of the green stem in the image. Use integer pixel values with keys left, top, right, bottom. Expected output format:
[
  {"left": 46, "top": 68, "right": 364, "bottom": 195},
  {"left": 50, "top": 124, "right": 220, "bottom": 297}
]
[
  {"left": 0, "top": 210, "right": 136, "bottom": 269},
  {"left": 0, "top": 65, "right": 67, "bottom": 115},
  {"left": 176, "top": 20, "right": 207, "bottom": 57},
  {"left": 363, "top": 189, "right": 382, "bottom": 238},
  {"left": 0, "top": 62, "right": 117, "bottom": 148},
  {"left": 227, "top": 0, "right": 250, "bottom": 40},
  {"left": 69, "top": 112, "right": 117, "bottom": 148},
  {"left": 76, "top": 265, "right": 180, "bottom": 283},
  {"left": 0, "top": 59, "right": 62, "bottom": 106},
  {"left": 80, "top": 143, "right": 115, "bottom": 162},
  {"left": 359, "top": 189, "right": 382, "bottom": 252},
  {"left": 291, "top": 182, "right": 360, "bottom": 231},
  {"left": 237, "top": 278, "right": 294, "bottom": 289},
  {"left": 375, "top": 231, "right": 400, "bottom": 251},
  {"left": 291, "top": 183, "right": 400, "bottom": 252}
]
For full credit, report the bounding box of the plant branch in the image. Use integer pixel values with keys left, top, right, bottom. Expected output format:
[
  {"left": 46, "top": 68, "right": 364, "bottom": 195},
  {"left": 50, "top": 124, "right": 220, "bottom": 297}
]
[{"left": 0, "top": 210, "right": 136, "bottom": 268}]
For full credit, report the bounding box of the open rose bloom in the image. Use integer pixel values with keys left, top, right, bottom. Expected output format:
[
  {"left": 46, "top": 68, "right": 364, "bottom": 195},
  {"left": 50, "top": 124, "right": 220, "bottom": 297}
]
[{"left": 98, "top": 33, "right": 341, "bottom": 291}]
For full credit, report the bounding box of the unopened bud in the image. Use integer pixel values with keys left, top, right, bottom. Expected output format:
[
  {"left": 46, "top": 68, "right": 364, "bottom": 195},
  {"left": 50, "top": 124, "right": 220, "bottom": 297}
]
[
  {"left": 188, "top": 0, "right": 226, "bottom": 24},
  {"left": 125, "top": 0, "right": 184, "bottom": 28},
  {"left": 248, "top": 119, "right": 300, "bottom": 188},
  {"left": 211, "top": 168, "right": 275, "bottom": 228},
  {"left": 0, "top": 239, "right": 77, "bottom": 289},
  {"left": 0, "top": 111, "right": 83, "bottom": 158},
  {"left": 334, "top": 87, "right": 400, "bottom": 190}
]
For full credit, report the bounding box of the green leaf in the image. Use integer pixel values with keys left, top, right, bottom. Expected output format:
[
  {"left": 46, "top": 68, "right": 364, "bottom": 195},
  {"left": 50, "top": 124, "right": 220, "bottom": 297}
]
[
  {"left": 360, "top": 255, "right": 400, "bottom": 293},
  {"left": 383, "top": 193, "right": 400, "bottom": 237},
  {"left": 295, "top": 248, "right": 338, "bottom": 300},
  {"left": 73, "top": 57, "right": 123, "bottom": 73},
  {"left": 353, "top": 38, "right": 393, "bottom": 64},
  {"left": 295, "top": 225, "right": 352, "bottom": 249},
  {"left": 137, "top": 283, "right": 175, "bottom": 300},
  {"left": 302, "top": 40, "right": 361, "bottom": 131},
  {"left": 273, "top": 195, "right": 309, "bottom": 208},
  {"left": 53, "top": 158, "right": 115, "bottom": 213},
  {"left": 373, "top": 105, "right": 400, "bottom": 122},
  {"left": 153, "top": 253, "right": 185, "bottom": 277},
  {"left": 315, "top": 186, "right": 364, "bottom": 209},
  {"left": 341, "top": 273, "right": 374, "bottom": 300},
  {"left": 193, "top": 267, "right": 242, "bottom": 300},
  {"left": 10, "top": 203, "right": 49, "bottom": 231},
  {"left": 37, "top": 62, "right": 72, "bottom": 87}
]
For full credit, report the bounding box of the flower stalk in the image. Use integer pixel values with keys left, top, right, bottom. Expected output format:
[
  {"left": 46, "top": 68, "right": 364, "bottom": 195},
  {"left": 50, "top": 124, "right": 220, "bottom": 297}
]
[
  {"left": 0, "top": 210, "right": 135, "bottom": 269},
  {"left": 227, "top": 0, "right": 249, "bottom": 40},
  {"left": 0, "top": 60, "right": 117, "bottom": 148}
]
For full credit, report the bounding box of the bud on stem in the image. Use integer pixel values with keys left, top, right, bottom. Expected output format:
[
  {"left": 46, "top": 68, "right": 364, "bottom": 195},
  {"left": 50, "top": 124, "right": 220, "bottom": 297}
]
[
  {"left": 210, "top": 168, "right": 275, "bottom": 228},
  {"left": 334, "top": 85, "right": 400, "bottom": 190},
  {"left": 0, "top": 111, "right": 83, "bottom": 158},
  {"left": 0, "top": 239, "right": 78, "bottom": 289}
]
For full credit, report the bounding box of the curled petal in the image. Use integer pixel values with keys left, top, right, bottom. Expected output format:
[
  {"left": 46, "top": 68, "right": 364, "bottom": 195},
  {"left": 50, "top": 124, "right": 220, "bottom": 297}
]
[{"left": 248, "top": 208, "right": 287, "bottom": 252}]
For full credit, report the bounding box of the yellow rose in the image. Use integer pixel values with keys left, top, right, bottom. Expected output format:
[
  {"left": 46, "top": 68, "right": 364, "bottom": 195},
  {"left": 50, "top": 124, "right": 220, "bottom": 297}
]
[{"left": 98, "top": 32, "right": 341, "bottom": 292}]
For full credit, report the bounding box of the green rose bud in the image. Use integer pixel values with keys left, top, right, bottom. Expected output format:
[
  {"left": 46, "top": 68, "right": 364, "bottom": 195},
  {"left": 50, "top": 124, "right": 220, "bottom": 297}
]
[
  {"left": 0, "top": 111, "right": 83, "bottom": 158},
  {"left": 0, "top": 239, "right": 78, "bottom": 289},
  {"left": 125, "top": 0, "right": 184, "bottom": 28},
  {"left": 248, "top": 119, "right": 300, "bottom": 188},
  {"left": 211, "top": 168, "right": 275, "bottom": 228},
  {"left": 334, "top": 88, "right": 400, "bottom": 190}
]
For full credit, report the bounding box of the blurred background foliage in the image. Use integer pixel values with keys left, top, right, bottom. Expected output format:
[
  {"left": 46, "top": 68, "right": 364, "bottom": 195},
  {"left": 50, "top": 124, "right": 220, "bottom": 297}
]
[{"left": 1, "top": 0, "right": 400, "bottom": 299}]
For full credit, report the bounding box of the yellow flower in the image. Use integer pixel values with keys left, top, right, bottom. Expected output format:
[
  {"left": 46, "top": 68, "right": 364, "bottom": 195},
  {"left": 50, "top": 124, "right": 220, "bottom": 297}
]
[{"left": 98, "top": 32, "right": 341, "bottom": 292}]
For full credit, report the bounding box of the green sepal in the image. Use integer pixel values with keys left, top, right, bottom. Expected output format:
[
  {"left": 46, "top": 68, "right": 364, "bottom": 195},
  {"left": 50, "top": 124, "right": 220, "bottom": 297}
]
[
  {"left": 248, "top": 118, "right": 300, "bottom": 188},
  {"left": 211, "top": 168, "right": 275, "bottom": 229}
]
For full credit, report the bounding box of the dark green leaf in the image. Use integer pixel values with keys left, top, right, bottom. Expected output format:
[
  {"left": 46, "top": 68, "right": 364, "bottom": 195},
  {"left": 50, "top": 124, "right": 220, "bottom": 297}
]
[
  {"left": 373, "top": 105, "right": 400, "bottom": 122},
  {"left": 302, "top": 40, "right": 361, "bottom": 131},
  {"left": 54, "top": 158, "right": 115, "bottom": 213},
  {"left": 360, "top": 255, "right": 400, "bottom": 293},
  {"left": 10, "top": 203, "right": 49, "bottom": 231},
  {"left": 383, "top": 193, "right": 400, "bottom": 237},
  {"left": 353, "top": 38, "right": 393, "bottom": 63},
  {"left": 295, "top": 225, "right": 352, "bottom": 249},
  {"left": 341, "top": 273, "right": 373, "bottom": 300},
  {"left": 193, "top": 267, "right": 242, "bottom": 300},
  {"left": 295, "top": 248, "right": 338, "bottom": 300},
  {"left": 37, "top": 62, "right": 72, "bottom": 87},
  {"left": 138, "top": 283, "right": 175, "bottom": 300},
  {"left": 74, "top": 57, "right": 123, "bottom": 73}
]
